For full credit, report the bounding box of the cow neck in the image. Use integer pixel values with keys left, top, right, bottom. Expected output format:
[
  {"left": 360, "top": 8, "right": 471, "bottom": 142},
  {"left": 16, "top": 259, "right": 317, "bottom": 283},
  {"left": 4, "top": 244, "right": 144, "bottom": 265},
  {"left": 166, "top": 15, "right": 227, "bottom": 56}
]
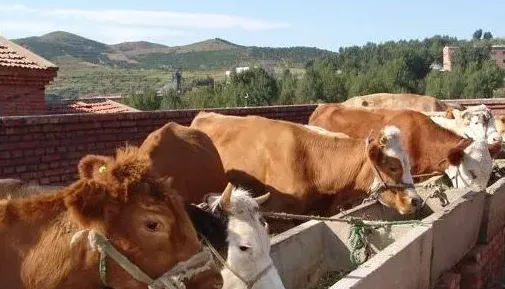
[
  {"left": 410, "top": 127, "right": 468, "bottom": 174},
  {"left": 304, "top": 136, "right": 374, "bottom": 195},
  {"left": 0, "top": 189, "right": 94, "bottom": 288}
]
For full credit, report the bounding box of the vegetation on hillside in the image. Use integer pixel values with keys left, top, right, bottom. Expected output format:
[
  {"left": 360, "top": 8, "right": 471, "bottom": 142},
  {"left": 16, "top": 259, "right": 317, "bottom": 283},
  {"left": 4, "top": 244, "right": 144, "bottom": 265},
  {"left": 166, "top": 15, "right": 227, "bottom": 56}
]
[
  {"left": 13, "top": 31, "right": 332, "bottom": 98},
  {"left": 123, "top": 30, "right": 505, "bottom": 111}
]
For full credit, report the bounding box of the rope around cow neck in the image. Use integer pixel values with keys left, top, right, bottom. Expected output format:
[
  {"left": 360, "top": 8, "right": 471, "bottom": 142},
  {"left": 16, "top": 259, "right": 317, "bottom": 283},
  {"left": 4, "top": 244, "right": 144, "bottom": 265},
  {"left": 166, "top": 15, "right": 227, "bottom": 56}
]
[{"left": 261, "top": 211, "right": 428, "bottom": 267}]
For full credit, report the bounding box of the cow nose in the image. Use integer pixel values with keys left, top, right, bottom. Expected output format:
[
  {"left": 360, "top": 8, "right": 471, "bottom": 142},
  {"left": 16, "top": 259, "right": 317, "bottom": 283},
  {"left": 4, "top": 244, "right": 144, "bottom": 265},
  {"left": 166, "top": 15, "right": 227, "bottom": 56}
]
[{"left": 411, "top": 196, "right": 422, "bottom": 210}]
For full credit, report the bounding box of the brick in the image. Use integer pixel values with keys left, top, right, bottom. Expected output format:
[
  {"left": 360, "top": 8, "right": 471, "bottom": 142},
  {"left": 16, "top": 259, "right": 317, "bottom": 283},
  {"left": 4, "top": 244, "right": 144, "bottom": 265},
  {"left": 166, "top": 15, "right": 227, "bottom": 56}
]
[
  {"left": 35, "top": 148, "right": 45, "bottom": 156},
  {"left": 15, "top": 165, "right": 27, "bottom": 173},
  {"left": 0, "top": 151, "right": 11, "bottom": 159},
  {"left": 2, "top": 167, "right": 15, "bottom": 174},
  {"left": 49, "top": 176, "right": 60, "bottom": 183}
]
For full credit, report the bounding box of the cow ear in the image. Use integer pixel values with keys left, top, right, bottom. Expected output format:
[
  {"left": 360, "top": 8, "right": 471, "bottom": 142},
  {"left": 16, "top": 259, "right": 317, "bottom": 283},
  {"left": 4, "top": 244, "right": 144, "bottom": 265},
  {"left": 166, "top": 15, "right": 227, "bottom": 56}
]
[
  {"left": 203, "top": 193, "right": 222, "bottom": 208},
  {"left": 367, "top": 142, "right": 384, "bottom": 164},
  {"left": 64, "top": 181, "right": 112, "bottom": 227},
  {"left": 447, "top": 138, "right": 473, "bottom": 165},
  {"left": 78, "top": 155, "right": 111, "bottom": 180}
]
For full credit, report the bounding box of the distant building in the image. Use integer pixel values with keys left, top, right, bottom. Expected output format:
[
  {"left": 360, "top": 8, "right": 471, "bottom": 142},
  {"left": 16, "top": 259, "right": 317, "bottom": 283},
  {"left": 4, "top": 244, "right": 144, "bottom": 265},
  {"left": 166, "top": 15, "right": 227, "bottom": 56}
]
[
  {"left": 225, "top": 66, "right": 251, "bottom": 78},
  {"left": 442, "top": 45, "right": 505, "bottom": 71},
  {"left": 0, "top": 36, "right": 58, "bottom": 116},
  {"left": 490, "top": 45, "right": 505, "bottom": 69}
]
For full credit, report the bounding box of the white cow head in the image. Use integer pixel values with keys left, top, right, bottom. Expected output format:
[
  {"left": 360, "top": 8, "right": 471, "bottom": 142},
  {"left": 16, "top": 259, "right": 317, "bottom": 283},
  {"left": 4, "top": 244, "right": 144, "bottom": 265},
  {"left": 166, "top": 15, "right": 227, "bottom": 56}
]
[
  {"left": 444, "top": 137, "right": 493, "bottom": 190},
  {"left": 447, "top": 105, "right": 502, "bottom": 156},
  {"left": 206, "top": 184, "right": 286, "bottom": 289}
]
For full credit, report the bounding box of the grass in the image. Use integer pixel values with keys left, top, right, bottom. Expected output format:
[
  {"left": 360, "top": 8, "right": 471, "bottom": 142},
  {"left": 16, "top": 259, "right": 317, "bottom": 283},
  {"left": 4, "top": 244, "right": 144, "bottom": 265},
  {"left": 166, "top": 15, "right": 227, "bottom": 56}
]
[{"left": 47, "top": 66, "right": 232, "bottom": 97}]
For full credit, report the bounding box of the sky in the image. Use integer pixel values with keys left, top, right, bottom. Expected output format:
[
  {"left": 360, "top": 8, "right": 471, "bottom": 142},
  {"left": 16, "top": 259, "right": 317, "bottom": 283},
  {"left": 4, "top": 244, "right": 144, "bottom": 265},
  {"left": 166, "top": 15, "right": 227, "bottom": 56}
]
[{"left": 0, "top": 0, "right": 504, "bottom": 51}]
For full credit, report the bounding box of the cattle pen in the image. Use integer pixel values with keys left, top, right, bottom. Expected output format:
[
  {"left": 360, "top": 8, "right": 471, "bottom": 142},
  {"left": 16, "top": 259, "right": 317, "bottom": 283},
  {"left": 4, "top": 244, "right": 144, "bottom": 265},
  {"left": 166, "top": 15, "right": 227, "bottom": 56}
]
[{"left": 3, "top": 98, "right": 505, "bottom": 289}]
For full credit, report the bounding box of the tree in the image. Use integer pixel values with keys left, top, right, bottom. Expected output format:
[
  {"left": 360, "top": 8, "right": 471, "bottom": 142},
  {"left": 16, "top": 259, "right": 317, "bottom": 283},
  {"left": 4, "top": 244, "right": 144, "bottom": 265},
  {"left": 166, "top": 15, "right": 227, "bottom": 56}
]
[
  {"left": 473, "top": 29, "right": 483, "bottom": 40},
  {"left": 483, "top": 32, "right": 493, "bottom": 40},
  {"left": 123, "top": 88, "right": 163, "bottom": 110},
  {"left": 278, "top": 69, "right": 299, "bottom": 105},
  {"left": 229, "top": 67, "right": 279, "bottom": 106}
]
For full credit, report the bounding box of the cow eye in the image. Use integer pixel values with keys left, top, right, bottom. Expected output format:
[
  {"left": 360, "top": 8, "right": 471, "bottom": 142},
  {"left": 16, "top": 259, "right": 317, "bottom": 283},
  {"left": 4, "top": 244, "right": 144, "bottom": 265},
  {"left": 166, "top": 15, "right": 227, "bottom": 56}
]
[
  {"left": 238, "top": 245, "right": 251, "bottom": 252},
  {"left": 389, "top": 166, "right": 400, "bottom": 173},
  {"left": 145, "top": 221, "right": 159, "bottom": 231}
]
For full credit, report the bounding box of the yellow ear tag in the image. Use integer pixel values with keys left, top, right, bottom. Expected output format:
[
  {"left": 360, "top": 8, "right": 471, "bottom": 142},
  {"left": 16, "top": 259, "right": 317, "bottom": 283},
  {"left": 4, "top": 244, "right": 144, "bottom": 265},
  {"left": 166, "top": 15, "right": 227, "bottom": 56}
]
[{"left": 98, "top": 165, "right": 107, "bottom": 174}]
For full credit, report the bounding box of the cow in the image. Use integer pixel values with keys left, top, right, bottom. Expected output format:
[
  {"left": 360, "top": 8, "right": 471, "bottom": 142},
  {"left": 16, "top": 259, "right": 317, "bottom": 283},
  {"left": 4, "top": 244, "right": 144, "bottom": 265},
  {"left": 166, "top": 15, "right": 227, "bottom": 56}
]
[
  {"left": 342, "top": 93, "right": 449, "bottom": 111},
  {"left": 190, "top": 183, "right": 286, "bottom": 289},
  {"left": 308, "top": 104, "right": 494, "bottom": 190},
  {"left": 341, "top": 93, "right": 465, "bottom": 112},
  {"left": 191, "top": 111, "right": 422, "bottom": 234},
  {"left": 0, "top": 145, "right": 223, "bottom": 289},
  {"left": 428, "top": 104, "right": 503, "bottom": 157},
  {"left": 140, "top": 122, "right": 229, "bottom": 204}
]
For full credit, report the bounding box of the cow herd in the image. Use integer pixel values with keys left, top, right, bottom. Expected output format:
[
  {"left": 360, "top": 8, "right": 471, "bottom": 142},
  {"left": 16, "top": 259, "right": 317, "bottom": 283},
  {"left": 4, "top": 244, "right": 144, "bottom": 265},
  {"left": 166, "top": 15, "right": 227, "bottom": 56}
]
[{"left": 0, "top": 93, "right": 503, "bottom": 289}]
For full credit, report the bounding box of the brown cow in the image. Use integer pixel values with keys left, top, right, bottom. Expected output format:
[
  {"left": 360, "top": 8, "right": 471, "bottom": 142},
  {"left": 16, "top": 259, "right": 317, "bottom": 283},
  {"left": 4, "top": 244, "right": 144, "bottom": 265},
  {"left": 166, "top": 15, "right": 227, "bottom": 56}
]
[
  {"left": 308, "top": 104, "right": 494, "bottom": 189},
  {"left": 191, "top": 112, "right": 422, "bottom": 233},
  {"left": 140, "top": 122, "right": 228, "bottom": 204},
  {"left": 342, "top": 93, "right": 464, "bottom": 112},
  {"left": 0, "top": 145, "right": 222, "bottom": 289}
]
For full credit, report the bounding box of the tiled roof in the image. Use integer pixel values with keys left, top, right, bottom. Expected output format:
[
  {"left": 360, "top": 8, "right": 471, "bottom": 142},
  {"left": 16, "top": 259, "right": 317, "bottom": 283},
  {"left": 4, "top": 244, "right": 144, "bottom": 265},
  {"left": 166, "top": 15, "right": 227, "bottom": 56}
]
[
  {"left": 46, "top": 97, "right": 139, "bottom": 115},
  {"left": 0, "top": 36, "right": 58, "bottom": 70}
]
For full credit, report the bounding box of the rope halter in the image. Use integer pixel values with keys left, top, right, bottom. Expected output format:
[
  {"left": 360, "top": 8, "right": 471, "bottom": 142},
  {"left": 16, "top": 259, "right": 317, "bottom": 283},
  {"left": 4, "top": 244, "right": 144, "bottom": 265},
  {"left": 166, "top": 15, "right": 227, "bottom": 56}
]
[
  {"left": 71, "top": 229, "right": 215, "bottom": 289},
  {"left": 363, "top": 134, "right": 415, "bottom": 204}
]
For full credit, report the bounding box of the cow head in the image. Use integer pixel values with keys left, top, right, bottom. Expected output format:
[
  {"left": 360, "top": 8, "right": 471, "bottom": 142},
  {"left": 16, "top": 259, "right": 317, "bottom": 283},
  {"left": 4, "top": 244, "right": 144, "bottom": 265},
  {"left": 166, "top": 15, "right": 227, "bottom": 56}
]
[
  {"left": 203, "top": 183, "right": 285, "bottom": 289},
  {"left": 446, "top": 105, "right": 502, "bottom": 157},
  {"left": 367, "top": 126, "right": 422, "bottom": 215},
  {"left": 443, "top": 137, "right": 493, "bottom": 190},
  {"left": 66, "top": 146, "right": 223, "bottom": 289}
]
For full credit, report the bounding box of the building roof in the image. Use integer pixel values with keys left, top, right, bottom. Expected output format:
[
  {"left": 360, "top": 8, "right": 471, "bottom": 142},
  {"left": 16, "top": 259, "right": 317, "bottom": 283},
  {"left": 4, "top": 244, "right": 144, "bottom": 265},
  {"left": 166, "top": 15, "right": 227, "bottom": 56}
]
[
  {"left": 0, "top": 36, "right": 58, "bottom": 70},
  {"left": 46, "top": 97, "right": 139, "bottom": 115}
]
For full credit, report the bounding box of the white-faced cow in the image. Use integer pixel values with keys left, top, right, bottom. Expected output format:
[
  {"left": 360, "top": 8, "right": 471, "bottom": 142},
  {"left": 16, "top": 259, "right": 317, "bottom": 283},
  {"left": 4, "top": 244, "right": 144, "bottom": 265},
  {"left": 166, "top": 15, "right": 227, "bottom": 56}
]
[
  {"left": 191, "top": 111, "right": 422, "bottom": 233},
  {"left": 191, "top": 183, "right": 286, "bottom": 289},
  {"left": 309, "top": 104, "right": 494, "bottom": 190}
]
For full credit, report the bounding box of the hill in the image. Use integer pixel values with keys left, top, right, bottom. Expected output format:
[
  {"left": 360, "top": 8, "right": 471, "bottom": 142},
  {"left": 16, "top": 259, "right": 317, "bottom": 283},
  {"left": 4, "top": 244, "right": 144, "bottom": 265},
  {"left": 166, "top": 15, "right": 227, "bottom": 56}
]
[
  {"left": 13, "top": 31, "right": 333, "bottom": 70},
  {"left": 12, "top": 31, "right": 333, "bottom": 97}
]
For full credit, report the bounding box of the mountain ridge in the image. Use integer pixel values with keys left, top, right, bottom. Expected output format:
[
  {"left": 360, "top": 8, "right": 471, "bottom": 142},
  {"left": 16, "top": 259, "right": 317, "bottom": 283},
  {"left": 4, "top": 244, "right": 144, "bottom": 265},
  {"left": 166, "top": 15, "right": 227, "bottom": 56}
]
[{"left": 12, "top": 31, "right": 334, "bottom": 70}]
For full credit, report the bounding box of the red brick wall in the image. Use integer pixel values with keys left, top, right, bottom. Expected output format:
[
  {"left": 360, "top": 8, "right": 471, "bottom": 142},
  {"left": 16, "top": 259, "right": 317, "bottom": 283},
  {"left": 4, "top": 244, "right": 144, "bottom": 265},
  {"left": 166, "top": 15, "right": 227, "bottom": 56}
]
[
  {"left": 0, "top": 104, "right": 317, "bottom": 185},
  {"left": 0, "top": 67, "right": 57, "bottom": 116}
]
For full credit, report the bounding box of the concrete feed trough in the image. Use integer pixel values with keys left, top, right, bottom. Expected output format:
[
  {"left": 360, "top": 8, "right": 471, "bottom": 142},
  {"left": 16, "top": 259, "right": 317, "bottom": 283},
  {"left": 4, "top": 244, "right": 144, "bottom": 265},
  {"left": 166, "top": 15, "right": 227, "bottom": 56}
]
[
  {"left": 268, "top": 184, "right": 485, "bottom": 289},
  {"left": 480, "top": 161, "right": 505, "bottom": 243}
]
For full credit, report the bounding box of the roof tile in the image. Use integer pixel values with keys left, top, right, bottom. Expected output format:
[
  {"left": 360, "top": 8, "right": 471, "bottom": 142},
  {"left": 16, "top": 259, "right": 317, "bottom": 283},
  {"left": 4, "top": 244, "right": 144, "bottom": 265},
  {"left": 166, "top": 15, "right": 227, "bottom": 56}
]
[
  {"left": 46, "top": 98, "right": 139, "bottom": 115},
  {"left": 0, "top": 37, "right": 58, "bottom": 70}
]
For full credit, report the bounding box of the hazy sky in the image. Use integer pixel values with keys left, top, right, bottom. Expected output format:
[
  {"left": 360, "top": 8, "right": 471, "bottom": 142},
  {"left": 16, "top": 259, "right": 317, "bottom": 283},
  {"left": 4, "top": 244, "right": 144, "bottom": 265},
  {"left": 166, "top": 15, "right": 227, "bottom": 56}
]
[{"left": 0, "top": 0, "right": 503, "bottom": 51}]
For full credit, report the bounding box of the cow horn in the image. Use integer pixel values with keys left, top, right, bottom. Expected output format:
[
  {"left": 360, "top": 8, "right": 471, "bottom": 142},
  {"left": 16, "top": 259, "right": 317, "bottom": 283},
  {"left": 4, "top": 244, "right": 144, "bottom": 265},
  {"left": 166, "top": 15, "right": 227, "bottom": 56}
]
[
  {"left": 254, "top": 192, "right": 270, "bottom": 205},
  {"left": 220, "top": 183, "right": 234, "bottom": 211}
]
